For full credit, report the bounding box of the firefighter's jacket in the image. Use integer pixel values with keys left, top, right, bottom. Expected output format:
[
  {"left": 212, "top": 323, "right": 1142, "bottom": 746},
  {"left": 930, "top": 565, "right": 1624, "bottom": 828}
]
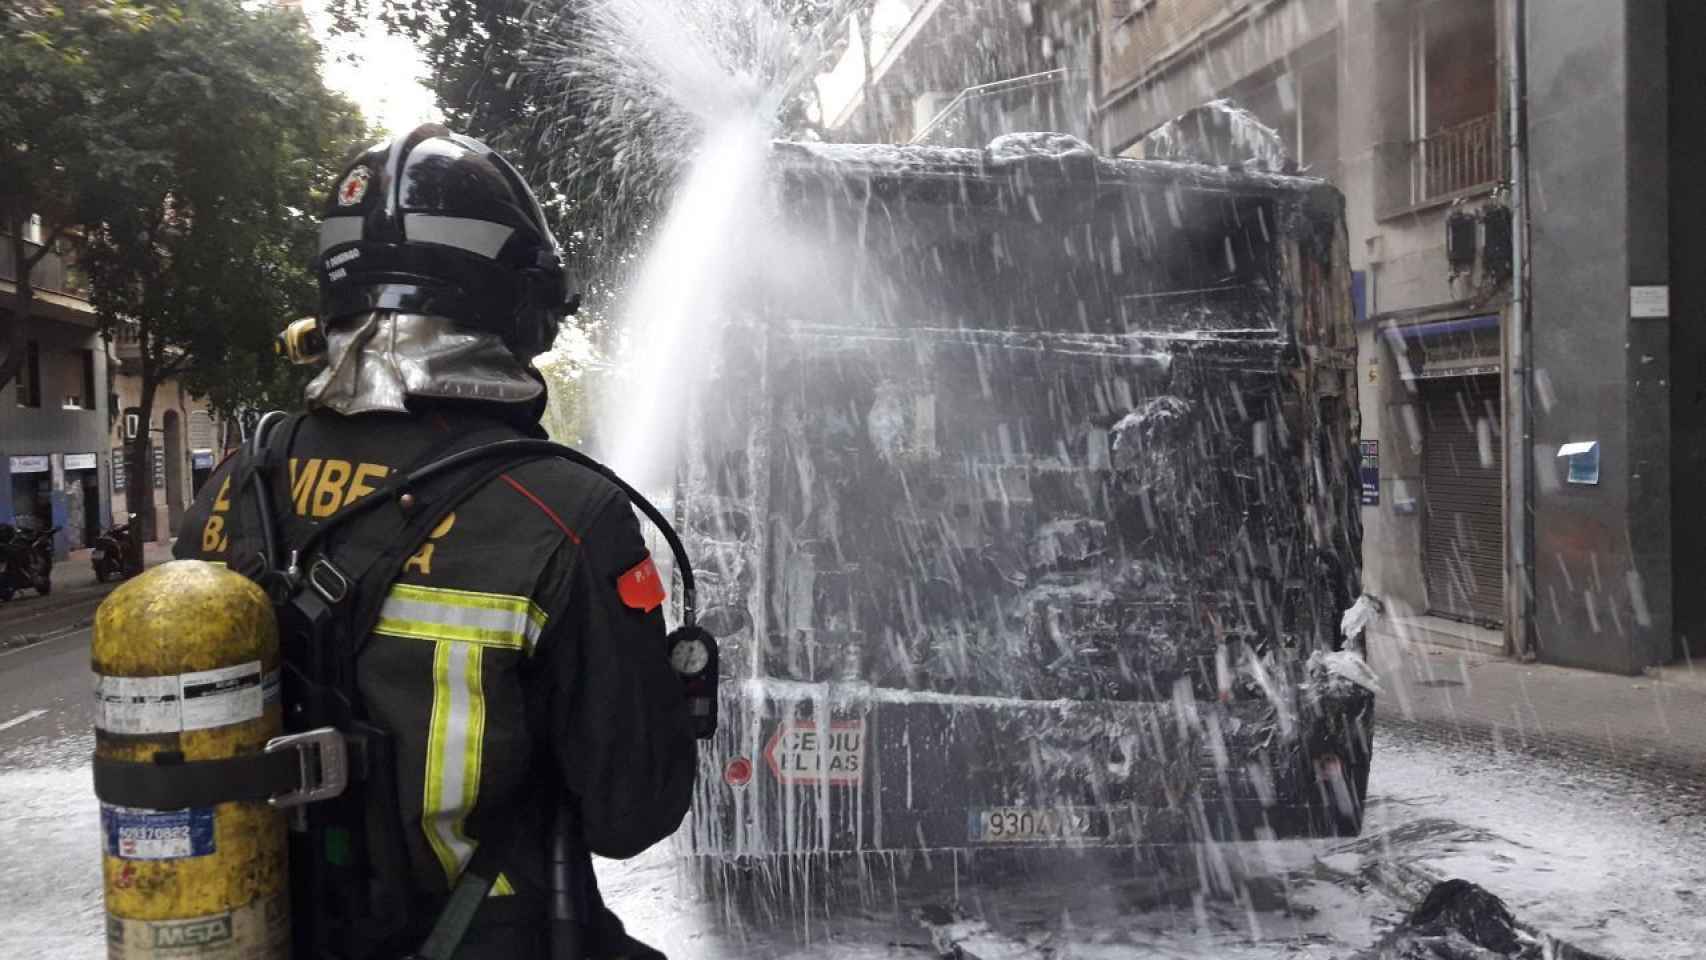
[{"left": 176, "top": 404, "right": 696, "bottom": 953}]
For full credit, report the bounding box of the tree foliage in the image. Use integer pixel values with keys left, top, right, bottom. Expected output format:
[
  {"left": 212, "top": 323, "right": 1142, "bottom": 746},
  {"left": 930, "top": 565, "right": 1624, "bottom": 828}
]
[
  {"left": 325, "top": 0, "right": 871, "bottom": 293},
  {"left": 0, "top": 0, "right": 167, "bottom": 388},
  {"left": 40, "top": 0, "right": 366, "bottom": 529}
]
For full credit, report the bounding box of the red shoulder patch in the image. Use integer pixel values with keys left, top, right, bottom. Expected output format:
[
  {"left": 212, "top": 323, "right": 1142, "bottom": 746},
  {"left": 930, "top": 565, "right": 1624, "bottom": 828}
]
[{"left": 617, "top": 555, "right": 666, "bottom": 613}]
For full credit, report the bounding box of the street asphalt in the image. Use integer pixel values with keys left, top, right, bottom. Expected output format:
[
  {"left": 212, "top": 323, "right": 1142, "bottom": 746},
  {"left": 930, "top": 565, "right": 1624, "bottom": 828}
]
[{"left": 2, "top": 598, "right": 1700, "bottom": 957}]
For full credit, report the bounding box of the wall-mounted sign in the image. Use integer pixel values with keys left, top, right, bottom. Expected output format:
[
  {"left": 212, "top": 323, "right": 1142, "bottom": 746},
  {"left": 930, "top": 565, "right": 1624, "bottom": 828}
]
[
  {"left": 1403, "top": 362, "right": 1502, "bottom": 382},
  {"left": 1630, "top": 286, "right": 1669, "bottom": 319},
  {"left": 191, "top": 450, "right": 215, "bottom": 471},
  {"left": 8, "top": 455, "right": 49, "bottom": 474},
  {"left": 1558, "top": 441, "right": 1601, "bottom": 486},
  {"left": 152, "top": 445, "right": 165, "bottom": 490},
  {"left": 1359, "top": 440, "right": 1380, "bottom": 506},
  {"left": 63, "top": 453, "right": 97, "bottom": 471},
  {"left": 112, "top": 448, "right": 126, "bottom": 493}
]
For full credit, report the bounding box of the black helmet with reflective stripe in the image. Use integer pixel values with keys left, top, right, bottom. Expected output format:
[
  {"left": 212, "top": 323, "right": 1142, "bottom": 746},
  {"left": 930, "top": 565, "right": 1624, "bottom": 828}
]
[{"left": 314, "top": 124, "right": 578, "bottom": 359}]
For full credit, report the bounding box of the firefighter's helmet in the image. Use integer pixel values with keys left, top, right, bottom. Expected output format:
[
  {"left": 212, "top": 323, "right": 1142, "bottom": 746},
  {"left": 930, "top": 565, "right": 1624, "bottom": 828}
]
[{"left": 315, "top": 124, "right": 577, "bottom": 360}]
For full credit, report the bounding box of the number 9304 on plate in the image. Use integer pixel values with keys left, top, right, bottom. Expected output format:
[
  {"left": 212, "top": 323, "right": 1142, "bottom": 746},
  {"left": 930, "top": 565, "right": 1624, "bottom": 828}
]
[{"left": 970, "top": 806, "right": 1100, "bottom": 843}]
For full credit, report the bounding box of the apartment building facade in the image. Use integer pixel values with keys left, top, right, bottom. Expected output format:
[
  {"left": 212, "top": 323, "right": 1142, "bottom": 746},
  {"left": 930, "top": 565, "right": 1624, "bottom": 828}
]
[
  {"left": 1, "top": 225, "right": 111, "bottom": 555},
  {"left": 107, "top": 325, "right": 228, "bottom": 544}
]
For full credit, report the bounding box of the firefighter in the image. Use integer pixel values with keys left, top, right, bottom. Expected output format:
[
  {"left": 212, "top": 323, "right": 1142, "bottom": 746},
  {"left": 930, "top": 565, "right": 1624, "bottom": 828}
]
[{"left": 176, "top": 124, "right": 696, "bottom": 958}]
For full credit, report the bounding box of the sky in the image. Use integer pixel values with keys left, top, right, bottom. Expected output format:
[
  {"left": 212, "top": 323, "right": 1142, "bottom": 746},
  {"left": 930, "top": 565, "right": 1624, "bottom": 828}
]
[
  {"left": 815, "top": 0, "right": 919, "bottom": 126},
  {"left": 292, "top": 0, "right": 923, "bottom": 140},
  {"left": 296, "top": 0, "right": 442, "bottom": 137}
]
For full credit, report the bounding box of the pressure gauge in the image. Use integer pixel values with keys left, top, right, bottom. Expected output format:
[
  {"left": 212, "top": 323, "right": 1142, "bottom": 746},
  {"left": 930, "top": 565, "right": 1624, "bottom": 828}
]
[
  {"left": 669, "top": 628, "right": 713, "bottom": 679},
  {"left": 667, "top": 625, "right": 720, "bottom": 740}
]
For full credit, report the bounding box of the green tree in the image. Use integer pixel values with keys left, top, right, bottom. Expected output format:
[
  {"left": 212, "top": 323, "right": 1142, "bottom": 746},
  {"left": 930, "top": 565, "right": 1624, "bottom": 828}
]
[
  {"left": 324, "top": 0, "right": 871, "bottom": 288},
  {"left": 535, "top": 351, "right": 592, "bottom": 446},
  {"left": 71, "top": 0, "right": 365, "bottom": 535},
  {"left": 0, "top": 0, "right": 164, "bottom": 390}
]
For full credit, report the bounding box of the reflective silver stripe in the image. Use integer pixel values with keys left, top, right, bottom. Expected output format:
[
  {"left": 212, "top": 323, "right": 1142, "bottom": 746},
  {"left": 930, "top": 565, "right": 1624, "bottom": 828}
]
[
  {"left": 318, "top": 216, "right": 363, "bottom": 254},
  {"left": 403, "top": 214, "right": 514, "bottom": 259}
]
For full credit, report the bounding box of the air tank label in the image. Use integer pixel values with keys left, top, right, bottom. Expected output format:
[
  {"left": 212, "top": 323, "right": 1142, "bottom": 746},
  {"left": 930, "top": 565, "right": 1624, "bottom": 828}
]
[
  {"left": 94, "top": 675, "right": 182, "bottom": 735},
  {"left": 179, "top": 662, "right": 264, "bottom": 731},
  {"left": 95, "top": 663, "right": 273, "bottom": 734},
  {"left": 102, "top": 806, "right": 216, "bottom": 860},
  {"left": 106, "top": 893, "right": 289, "bottom": 958}
]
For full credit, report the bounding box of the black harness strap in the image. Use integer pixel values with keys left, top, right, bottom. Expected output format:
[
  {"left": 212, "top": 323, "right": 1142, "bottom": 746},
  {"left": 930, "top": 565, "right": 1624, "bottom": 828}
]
[
  {"left": 410, "top": 818, "right": 520, "bottom": 960},
  {"left": 92, "top": 748, "right": 302, "bottom": 810}
]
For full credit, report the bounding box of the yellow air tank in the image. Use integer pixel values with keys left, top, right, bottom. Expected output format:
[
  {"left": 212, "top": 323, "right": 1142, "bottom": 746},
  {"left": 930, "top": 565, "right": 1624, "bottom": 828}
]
[{"left": 92, "top": 560, "right": 289, "bottom": 958}]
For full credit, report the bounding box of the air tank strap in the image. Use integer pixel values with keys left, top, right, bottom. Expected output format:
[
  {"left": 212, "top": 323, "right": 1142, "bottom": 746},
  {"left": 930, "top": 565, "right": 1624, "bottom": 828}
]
[{"left": 91, "top": 726, "right": 348, "bottom": 811}]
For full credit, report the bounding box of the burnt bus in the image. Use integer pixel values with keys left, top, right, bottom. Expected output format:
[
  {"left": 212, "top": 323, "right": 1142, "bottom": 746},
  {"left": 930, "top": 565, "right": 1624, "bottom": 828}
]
[{"left": 675, "top": 134, "right": 1371, "bottom": 865}]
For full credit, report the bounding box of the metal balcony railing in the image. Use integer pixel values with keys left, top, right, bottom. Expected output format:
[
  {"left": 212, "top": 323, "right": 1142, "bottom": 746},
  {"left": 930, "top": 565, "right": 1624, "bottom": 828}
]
[
  {"left": 1378, "top": 112, "right": 1504, "bottom": 216},
  {"left": 910, "top": 69, "right": 1088, "bottom": 148}
]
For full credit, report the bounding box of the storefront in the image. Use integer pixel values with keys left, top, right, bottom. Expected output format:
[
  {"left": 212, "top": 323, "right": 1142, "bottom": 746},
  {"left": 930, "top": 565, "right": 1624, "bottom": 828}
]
[
  {"left": 62, "top": 452, "right": 100, "bottom": 549},
  {"left": 8, "top": 454, "right": 52, "bottom": 532}
]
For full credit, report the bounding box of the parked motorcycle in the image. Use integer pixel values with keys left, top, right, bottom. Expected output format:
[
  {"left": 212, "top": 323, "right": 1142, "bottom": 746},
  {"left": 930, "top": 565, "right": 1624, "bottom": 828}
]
[
  {"left": 92, "top": 515, "right": 143, "bottom": 583},
  {"left": 0, "top": 522, "right": 57, "bottom": 601}
]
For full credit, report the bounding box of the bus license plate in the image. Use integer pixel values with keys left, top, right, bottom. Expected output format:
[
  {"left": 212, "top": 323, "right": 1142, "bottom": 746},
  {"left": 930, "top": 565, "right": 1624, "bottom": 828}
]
[{"left": 971, "top": 807, "right": 1098, "bottom": 843}]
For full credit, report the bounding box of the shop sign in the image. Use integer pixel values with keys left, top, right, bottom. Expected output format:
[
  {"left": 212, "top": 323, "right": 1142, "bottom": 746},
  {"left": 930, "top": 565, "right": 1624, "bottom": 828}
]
[
  {"left": 1359, "top": 441, "right": 1380, "bottom": 506},
  {"left": 152, "top": 446, "right": 165, "bottom": 490},
  {"left": 112, "top": 448, "right": 127, "bottom": 493},
  {"left": 64, "top": 453, "right": 97, "bottom": 471},
  {"left": 8, "top": 455, "right": 49, "bottom": 474},
  {"left": 191, "top": 450, "right": 215, "bottom": 470}
]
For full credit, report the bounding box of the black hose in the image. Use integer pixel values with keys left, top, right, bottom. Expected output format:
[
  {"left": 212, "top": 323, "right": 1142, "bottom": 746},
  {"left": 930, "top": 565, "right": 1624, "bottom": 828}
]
[
  {"left": 247, "top": 411, "right": 290, "bottom": 572},
  {"left": 548, "top": 804, "right": 587, "bottom": 960}
]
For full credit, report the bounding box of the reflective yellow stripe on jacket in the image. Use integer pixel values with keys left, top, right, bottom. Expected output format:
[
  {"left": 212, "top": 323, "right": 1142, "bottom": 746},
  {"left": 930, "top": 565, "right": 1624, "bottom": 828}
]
[
  {"left": 377, "top": 583, "right": 547, "bottom": 652},
  {"left": 376, "top": 584, "right": 544, "bottom": 897}
]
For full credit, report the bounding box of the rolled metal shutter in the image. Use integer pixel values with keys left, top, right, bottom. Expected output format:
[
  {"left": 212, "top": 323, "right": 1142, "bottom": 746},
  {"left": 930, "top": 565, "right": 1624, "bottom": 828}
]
[{"left": 1421, "top": 375, "right": 1504, "bottom": 625}]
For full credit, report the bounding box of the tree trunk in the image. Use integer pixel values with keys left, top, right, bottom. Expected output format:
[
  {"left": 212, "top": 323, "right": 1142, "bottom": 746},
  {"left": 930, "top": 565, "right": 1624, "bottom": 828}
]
[{"left": 127, "top": 361, "right": 160, "bottom": 547}]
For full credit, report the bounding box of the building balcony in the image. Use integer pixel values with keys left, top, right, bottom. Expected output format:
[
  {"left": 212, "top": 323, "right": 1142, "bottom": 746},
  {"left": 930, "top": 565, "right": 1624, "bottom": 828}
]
[
  {"left": 1377, "top": 112, "right": 1505, "bottom": 219},
  {"left": 0, "top": 234, "right": 90, "bottom": 299},
  {"left": 0, "top": 233, "right": 94, "bottom": 326}
]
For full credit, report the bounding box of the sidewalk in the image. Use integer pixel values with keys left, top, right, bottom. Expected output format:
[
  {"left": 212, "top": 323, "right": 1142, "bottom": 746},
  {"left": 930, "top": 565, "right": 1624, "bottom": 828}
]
[
  {"left": 51, "top": 540, "right": 177, "bottom": 594},
  {"left": 0, "top": 540, "right": 175, "bottom": 641},
  {"left": 1345, "top": 623, "right": 1706, "bottom": 960},
  {"left": 1366, "top": 621, "right": 1706, "bottom": 786}
]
